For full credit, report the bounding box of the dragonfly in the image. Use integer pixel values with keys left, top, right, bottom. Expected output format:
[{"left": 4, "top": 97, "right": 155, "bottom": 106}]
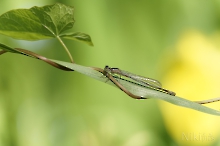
[{"left": 103, "top": 66, "right": 176, "bottom": 96}]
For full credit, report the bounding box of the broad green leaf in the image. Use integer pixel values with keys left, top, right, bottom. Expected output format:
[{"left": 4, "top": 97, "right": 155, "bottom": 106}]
[
  {"left": 0, "top": 3, "right": 73, "bottom": 40},
  {"left": 1, "top": 44, "right": 220, "bottom": 116},
  {"left": 0, "top": 3, "right": 93, "bottom": 46}
]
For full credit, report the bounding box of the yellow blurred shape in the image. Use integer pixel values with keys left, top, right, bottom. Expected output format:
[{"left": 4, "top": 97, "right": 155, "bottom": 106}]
[{"left": 160, "top": 30, "right": 220, "bottom": 146}]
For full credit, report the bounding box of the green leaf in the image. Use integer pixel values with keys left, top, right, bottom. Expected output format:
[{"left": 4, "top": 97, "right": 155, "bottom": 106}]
[
  {"left": 0, "top": 3, "right": 93, "bottom": 46},
  {"left": 0, "top": 3, "right": 72, "bottom": 40}
]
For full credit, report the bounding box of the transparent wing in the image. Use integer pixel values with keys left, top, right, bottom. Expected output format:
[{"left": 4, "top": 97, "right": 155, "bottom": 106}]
[{"left": 120, "top": 70, "right": 162, "bottom": 88}]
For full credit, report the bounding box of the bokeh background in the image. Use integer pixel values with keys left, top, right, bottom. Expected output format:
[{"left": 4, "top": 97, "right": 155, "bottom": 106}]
[{"left": 1, "top": 0, "right": 220, "bottom": 146}]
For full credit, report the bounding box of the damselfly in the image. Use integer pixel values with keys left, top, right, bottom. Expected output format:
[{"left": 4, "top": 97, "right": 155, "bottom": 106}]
[
  {"left": 104, "top": 66, "right": 176, "bottom": 96},
  {"left": 100, "top": 67, "right": 145, "bottom": 99}
]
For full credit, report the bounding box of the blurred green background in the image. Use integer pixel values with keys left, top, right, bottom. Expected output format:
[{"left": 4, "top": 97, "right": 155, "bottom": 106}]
[{"left": 1, "top": 0, "right": 220, "bottom": 146}]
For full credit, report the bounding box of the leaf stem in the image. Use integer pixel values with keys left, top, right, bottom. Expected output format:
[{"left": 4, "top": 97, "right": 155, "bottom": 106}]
[{"left": 56, "top": 36, "right": 74, "bottom": 63}]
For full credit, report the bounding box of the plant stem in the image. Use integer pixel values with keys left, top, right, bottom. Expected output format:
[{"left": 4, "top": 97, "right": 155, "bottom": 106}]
[{"left": 56, "top": 36, "right": 74, "bottom": 63}]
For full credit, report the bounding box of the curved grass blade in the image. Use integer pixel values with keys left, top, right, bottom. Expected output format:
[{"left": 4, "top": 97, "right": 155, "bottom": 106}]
[
  {"left": 49, "top": 60, "right": 220, "bottom": 116},
  {"left": 1, "top": 44, "right": 220, "bottom": 116}
]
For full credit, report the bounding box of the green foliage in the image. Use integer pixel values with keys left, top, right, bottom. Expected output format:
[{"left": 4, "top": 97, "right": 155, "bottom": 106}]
[{"left": 0, "top": 3, "right": 92, "bottom": 45}]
